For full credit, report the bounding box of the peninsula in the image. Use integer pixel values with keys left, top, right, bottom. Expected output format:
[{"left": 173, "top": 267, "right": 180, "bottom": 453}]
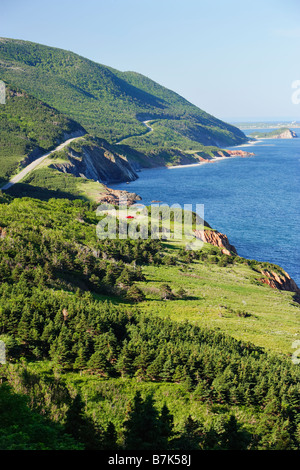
[{"left": 249, "top": 127, "right": 298, "bottom": 139}]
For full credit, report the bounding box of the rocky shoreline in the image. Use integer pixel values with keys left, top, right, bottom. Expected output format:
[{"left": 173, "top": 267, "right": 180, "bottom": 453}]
[
  {"left": 96, "top": 141, "right": 299, "bottom": 300},
  {"left": 194, "top": 227, "right": 300, "bottom": 300},
  {"left": 96, "top": 187, "right": 141, "bottom": 206}
]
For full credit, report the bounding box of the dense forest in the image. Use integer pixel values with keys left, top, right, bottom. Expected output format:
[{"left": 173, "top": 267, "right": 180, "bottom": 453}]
[
  {"left": 0, "top": 38, "right": 246, "bottom": 165},
  {"left": 0, "top": 83, "right": 84, "bottom": 181},
  {"left": 0, "top": 194, "right": 299, "bottom": 450}
]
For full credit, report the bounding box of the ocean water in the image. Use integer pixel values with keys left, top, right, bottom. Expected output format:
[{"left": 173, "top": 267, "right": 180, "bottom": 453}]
[{"left": 110, "top": 129, "right": 300, "bottom": 286}]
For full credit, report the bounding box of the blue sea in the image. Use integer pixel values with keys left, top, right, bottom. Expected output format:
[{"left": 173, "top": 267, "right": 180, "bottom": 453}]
[{"left": 111, "top": 129, "right": 300, "bottom": 286}]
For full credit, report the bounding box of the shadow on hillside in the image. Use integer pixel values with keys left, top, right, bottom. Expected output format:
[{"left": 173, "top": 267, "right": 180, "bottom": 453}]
[{"left": 3, "top": 182, "right": 87, "bottom": 202}]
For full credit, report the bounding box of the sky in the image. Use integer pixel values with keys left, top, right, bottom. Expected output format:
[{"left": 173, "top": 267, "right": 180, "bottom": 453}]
[{"left": 1, "top": 0, "right": 300, "bottom": 122}]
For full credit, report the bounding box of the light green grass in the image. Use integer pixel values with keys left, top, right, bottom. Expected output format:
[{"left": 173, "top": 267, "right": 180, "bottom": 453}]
[
  {"left": 18, "top": 165, "right": 107, "bottom": 202},
  {"left": 133, "top": 242, "right": 299, "bottom": 355}
]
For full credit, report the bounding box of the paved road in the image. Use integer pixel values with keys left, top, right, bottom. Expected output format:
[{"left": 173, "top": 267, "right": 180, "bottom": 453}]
[
  {"left": 116, "top": 120, "right": 154, "bottom": 145},
  {"left": 1, "top": 133, "right": 84, "bottom": 191},
  {"left": 142, "top": 120, "right": 154, "bottom": 132}
]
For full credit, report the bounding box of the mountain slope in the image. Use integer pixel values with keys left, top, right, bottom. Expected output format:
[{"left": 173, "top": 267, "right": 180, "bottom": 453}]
[
  {"left": 0, "top": 195, "right": 300, "bottom": 450},
  {"left": 0, "top": 82, "right": 84, "bottom": 182},
  {"left": 0, "top": 38, "right": 247, "bottom": 162}
]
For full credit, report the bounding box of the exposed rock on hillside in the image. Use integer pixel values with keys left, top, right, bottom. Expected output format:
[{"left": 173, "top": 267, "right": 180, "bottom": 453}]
[
  {"left": 250, "top": 128, "right": 298, "bottom": 139},
  {"left": 259, "top": 269, "right": 300, "bottom": 295},
  {"left": 221, "top": 149, "right": 255, "bottom": 157},
  {"left": 96, "top": 187, "right": 141, "bottom": 206},
  {"left": 194, "top": 226, "right": 300, "bottom": 299},
  {"left": 273, "top": 129, "right": 297, "bottom": 139},
  {"left": 194, "top": 228, "right": 237, "bottom": 256},
  {"left": 50, "top": 137, "right": 138, "bottom": 184}
]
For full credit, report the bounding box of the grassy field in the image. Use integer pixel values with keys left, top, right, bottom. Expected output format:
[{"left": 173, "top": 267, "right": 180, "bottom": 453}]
[
  {"left": 132, "top": 240, "right": 299, "bottom": 355},
  {"left": 1, "top": 196, "right": 299, "bottom": 450},
  {"left": 5, "top": 147, "right": 108, "bottom": 202},
  {"left": 92, "top": 207, "right": 300, "bottom": 355}
]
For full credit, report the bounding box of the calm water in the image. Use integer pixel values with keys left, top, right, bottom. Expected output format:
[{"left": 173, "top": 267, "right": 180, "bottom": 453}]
[{"left": 111, "top": 129, "right": 300, "bottom": 285}]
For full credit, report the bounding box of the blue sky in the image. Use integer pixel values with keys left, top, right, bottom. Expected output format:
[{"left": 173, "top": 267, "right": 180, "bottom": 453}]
[{"left": 1, "top": 0, "right": 300, "bottom": 121}]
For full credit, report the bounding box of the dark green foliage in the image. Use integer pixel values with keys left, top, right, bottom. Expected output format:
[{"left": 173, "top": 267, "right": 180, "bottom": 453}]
[
  {"left": 0, "top": 38, "right": 246, "bottom": 165},
  {"left": 123, "top": 391, "right": 174, "bottom": 449},
  {"left": 160, "top": 283, "right": 175, "bottom": 300},
  {"left": 126, "top": 285, "right": 146, "bottom": 303},
  {"left": 0, "top": 382, "right": 83, "bottom": 450},
  {"left": 0, "top": 83, "right": 84, "bottom": 179},
  {"left": 64, "top": 394, "right": 105, "bottom": 450},
  {"left": 0, "top": 196, "right": 300, "bottom": 450},
  {"left": 0, "top": 197, "right": 160, "bottom": 306}
]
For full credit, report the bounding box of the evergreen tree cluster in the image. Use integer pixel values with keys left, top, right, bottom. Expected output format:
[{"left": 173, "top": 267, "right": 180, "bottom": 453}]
[
  {"left": 0, "top": 195, "right": 299, "bottom": 450},
  {"left": 0, "top": 196, "right": 165, "bottom": 301},
  {"left": 0, "top": 83, "right": 83, "bottom": 179},
  {"left": 2, "top": 291, "right": 300, "bottom": 449}
]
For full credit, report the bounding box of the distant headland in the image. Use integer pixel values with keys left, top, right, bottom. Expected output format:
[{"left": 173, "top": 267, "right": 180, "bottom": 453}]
[{"left": 249, "top": 127, "right": 298, "bottom": 139}]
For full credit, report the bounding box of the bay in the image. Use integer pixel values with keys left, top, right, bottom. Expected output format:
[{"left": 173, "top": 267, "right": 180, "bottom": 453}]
[{"left": 110, "top": 129, "right": 300, "bottom": 286}]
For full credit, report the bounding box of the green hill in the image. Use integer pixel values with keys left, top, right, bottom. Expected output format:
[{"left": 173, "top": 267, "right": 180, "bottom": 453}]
[
  {"left": 0, "top": 37, "right": 246, "bottom": 165},
  {"left": 0, "top": 82, "right": 84, "bottom": 182},
  {"left": 0, "top": 195, "right": 299, "bottom": 450},
  {"left": 249, "top": 127, "right": 298, "bottom": 139}
]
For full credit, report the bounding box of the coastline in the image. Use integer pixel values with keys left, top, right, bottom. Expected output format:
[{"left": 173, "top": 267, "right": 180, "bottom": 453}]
[
  {"left": 165, "top": 144, "right": 255, "bottom": 170},
  {"left": 167, "top": 156, "right": 228, "bottom": 170},
  {"left": 117, "top": 140, "right": 300, "bottom": 293},
  {"left": 228, "top": 139, "right": 262, "bottom": 148}
]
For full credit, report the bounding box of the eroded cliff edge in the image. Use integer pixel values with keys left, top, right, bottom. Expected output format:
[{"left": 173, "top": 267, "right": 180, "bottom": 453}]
[
  {"left": 250, "top": 128, "right": 298, "bottom": 140},
  {"left": 194, "top": 226, "right": 300, "bottom": 301},
  {"left": 49, "top": 136, "right": 138, "bottom": 184},
  {"left": 48, "top": 134, "right": 254, "bottom": 185}
]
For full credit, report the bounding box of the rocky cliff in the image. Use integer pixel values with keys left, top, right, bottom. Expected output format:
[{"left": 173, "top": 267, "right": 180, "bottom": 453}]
[
  {"left": 250, "top": 128, "right": 298, "bottom": 139},
  {"left": 194, "top": 227, "right": 300, "bottom": 298},
  {"left": 221, "top": 149, "right": 255, "bottom": 157},
  {"left": 194, "top": 228, "right": 237, "bottom": 256},
  {"left": 50, "top": 136, "right": 138, "bottom": 184},
  {"left": 96, "top": 187, "right": 141, "bottom": 206},
  {"left": 274, "top": 129, "right": 297, "bottom": 139},
  {"left": 259, "top": 268, "right": 300, "bottom": 296}
]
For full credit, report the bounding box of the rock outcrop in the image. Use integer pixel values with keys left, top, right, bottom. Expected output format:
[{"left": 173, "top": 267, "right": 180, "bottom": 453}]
[
  {"left": 194, "top": 228, "right": 237, "bottom": 256},
  {"left": 96, "top": 188, "right": 141, "bottom": 206},
  {"left": 0, "top": 227, "right": 7, "bottom": 239},
  {"left": 250, "top": 128, "right": 298, "bottom": 140},
  {"left": 272, "top": 129, "right": 297, "bottom": 139},
  {"left": 194, "top": 226, "right": 300, "bottom": 300},
  {"left": 221, "top": 149, "right": 255, "bottom": 157},
  {"left": 50, "top": 137, "right": 138, "bottom": 184},
  {"left": 259, "top": 269, "right": 300, "bottom": 295}
]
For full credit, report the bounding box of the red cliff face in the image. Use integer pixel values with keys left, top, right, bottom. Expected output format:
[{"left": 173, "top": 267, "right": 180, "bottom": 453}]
[
  {"left": 221, "top": 149, "right": 255, "bottom": 158},
  {"left": 194, "top": 228, "right": 300, "bottom": 299},
  {"left": 194, "top": 229, "right": 237, "bottom": 256},
  {"left": 259, "top": 269, "right": 300, "bottom": 295}
]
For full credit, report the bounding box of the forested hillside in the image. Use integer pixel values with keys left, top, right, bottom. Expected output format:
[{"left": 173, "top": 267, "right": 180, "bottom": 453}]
[
  {"left": 0, "top": 37, "right": 299, "bottom": 453},
  {"left": 0, "top": 194, "right": 299, "bottom": 450},
  {"left": 0, "top": 38, "right": 247, "bottom": 164},
  {"left": 0, "top": 83, "right": 84, "bottom": 182}
]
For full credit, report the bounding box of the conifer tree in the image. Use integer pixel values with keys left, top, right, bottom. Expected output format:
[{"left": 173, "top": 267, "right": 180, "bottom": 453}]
[{"left": 123, "top": 392, "right": 173, "bottom": 450}]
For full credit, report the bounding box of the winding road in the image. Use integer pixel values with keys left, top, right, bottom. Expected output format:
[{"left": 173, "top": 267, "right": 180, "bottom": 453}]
[
  {"left": 1, "top": 122, "right": 153, "bottom": 191},
  {"left": 1, "top": 133, "right": 84, "bottom": 191},
  {"left": 116, "top": 120, "right": 154, "bottom": 145},
  {"left": 142, "top": 120, "right": 154, "bottom": 132}
]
